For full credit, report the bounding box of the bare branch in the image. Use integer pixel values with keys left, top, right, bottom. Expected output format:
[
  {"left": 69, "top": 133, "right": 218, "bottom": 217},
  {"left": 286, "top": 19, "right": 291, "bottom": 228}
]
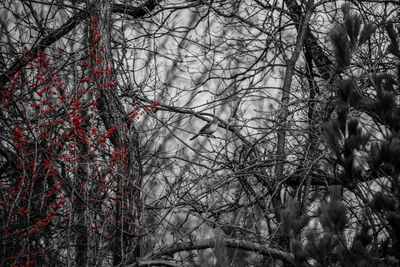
[
  {"left": 0, "top": 0, "right": 161, "bottom": 90},
  {"left": 143, "top": 238, "right": 296, "bottom": 265}
]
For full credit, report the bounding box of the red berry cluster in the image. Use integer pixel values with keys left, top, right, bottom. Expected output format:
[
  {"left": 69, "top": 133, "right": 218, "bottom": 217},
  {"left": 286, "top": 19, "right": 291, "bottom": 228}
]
[
  {"left": 0, "top": 16, "right": 160, "bottom": 266},
  {"left": 127, "top": 101, "right": 160, "bottom": 123}
]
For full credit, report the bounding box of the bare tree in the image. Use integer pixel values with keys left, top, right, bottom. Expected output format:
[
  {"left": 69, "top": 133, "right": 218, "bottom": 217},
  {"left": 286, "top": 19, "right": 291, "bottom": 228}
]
[{"left": 1, "top": 0, "right": 400, "bottom": 266}]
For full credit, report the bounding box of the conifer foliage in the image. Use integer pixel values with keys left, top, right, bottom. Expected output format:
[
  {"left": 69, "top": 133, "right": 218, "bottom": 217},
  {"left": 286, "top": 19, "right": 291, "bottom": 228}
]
[{"left": 282, "top": 4, "right": 400, "bottom": 266}]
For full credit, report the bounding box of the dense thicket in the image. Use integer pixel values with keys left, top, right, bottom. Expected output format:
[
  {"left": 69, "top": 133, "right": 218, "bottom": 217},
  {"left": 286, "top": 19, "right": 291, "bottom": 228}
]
[{"left": 0, "top": 1, "right": 400, "bottom": 266}]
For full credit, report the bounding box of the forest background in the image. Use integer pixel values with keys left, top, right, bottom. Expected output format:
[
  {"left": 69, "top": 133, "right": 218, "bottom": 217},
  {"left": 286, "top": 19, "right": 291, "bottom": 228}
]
[{"left": 1, "top": 0, "right": 400, "bottom": 266}]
